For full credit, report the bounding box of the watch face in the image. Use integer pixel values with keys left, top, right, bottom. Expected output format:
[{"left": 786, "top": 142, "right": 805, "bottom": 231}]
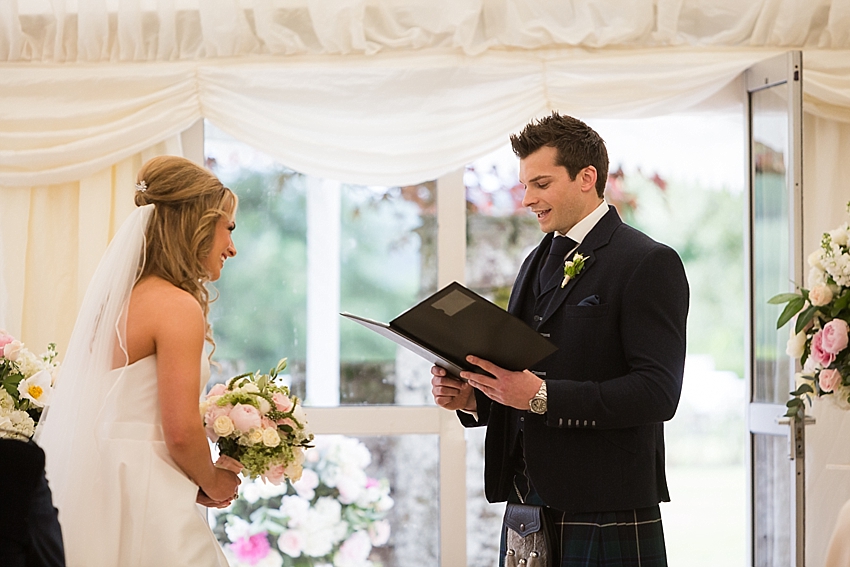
[{"left": 529, "top": 398, "right": 546, "bottom": 414}]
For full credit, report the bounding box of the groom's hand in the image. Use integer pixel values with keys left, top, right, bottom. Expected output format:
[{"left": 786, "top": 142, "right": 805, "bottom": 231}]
[
  {"left": 431, "top": 365, "right": 477, "bottom": 412},
  {"left": 460, "top": 355, "right": 541, "bottom": 411}
]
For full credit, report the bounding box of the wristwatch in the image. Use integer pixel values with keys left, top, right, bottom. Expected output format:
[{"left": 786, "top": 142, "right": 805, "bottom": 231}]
[{"left": 529, "top": 380, "right": 547, "bottom": 414}]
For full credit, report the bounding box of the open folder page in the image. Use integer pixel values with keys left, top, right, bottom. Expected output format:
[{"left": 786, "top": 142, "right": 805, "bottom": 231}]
[{"left": 340, "top": 282, "right": 557, "bottom": 377}]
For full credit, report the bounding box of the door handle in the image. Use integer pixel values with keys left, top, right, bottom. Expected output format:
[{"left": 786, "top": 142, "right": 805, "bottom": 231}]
[{"left": 777, "top": 415, "right": 815, "bottom": 460}]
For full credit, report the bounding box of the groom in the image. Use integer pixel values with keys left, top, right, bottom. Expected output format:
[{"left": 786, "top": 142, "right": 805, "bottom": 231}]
[{"left": 431, "top": 112, "right": 689, "bottom": 566}]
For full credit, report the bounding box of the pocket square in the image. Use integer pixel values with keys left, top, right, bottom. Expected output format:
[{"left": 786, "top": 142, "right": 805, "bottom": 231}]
[{"left": 577, "top": 294, "right": 600, "bottom": 306}]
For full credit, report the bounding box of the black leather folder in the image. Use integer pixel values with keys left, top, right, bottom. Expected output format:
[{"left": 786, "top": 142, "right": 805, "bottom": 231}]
[{"left": 340, "top": 282, "right": 557, "bottom": 377}]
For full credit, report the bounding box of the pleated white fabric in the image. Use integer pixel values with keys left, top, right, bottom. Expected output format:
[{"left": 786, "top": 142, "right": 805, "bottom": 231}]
[{"left": 3, "top": 0, "right": 850, "bottom": 62}]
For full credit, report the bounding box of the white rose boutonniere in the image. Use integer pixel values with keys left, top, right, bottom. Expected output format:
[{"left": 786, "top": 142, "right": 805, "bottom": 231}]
[{"left": 561, "top": 253, "right": 588, "bottom": 288}]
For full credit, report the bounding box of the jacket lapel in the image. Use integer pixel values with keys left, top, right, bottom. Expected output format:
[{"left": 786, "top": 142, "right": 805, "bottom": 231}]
[{"left": 539, "top": 206, "right": 622, "bottom": 326}]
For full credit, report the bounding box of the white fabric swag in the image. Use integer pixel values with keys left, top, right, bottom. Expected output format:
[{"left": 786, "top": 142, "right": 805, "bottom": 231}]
[
  {"left": 2, "top": 48, "right": 850, "bottom": 188},
  {"left": 3, "top": 0, "right": 850, "bottom": 62}
]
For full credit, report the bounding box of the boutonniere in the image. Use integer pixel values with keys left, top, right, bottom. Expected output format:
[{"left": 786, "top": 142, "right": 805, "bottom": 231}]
[{"left": 561, "top": 253, "right": 588, "bottom": 288}]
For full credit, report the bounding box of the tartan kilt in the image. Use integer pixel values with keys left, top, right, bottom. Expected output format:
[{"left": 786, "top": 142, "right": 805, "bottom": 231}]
[{"left": 499, "top": 504, "right": 668, "bottom": 567}]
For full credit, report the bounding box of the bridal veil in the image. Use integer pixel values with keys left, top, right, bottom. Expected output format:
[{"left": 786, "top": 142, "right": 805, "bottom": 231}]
[{"left": 36, "top": 204, "right": 154, "bottom": 498}]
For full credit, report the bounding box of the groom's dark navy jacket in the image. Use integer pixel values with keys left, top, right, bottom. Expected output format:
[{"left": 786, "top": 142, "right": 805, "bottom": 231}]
[{"left": 460, "top": 206, "right": 689, "bottom": 514}]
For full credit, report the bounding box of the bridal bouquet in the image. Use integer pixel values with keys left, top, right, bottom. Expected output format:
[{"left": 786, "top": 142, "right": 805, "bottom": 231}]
[
  {"left": 213, "top": 435, "right": 393, "bottom": 567},
  {"left": 202, "top": 358, "right": 313, "bottom": 483},
  {"left": 770, "top": 203, "right": 850, "bottom": 417},
  {"left": 0, "top": 331, "right": 59, "bottom": 439}
]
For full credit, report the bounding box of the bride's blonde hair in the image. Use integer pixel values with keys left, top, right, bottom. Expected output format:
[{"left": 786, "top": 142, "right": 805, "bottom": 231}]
[{"left": 133, "top": 155, "right": 237, "bottom": 347}]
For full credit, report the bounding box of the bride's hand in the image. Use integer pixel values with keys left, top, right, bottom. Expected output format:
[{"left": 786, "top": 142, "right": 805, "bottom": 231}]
[
  {"left": 196, "top": 488, "right": 234, "bottom": 509},
  {"left": 202, "top": 467, "right": 241, "bottom": 502}
]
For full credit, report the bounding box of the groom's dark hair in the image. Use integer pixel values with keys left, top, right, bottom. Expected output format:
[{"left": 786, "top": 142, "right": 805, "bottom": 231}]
[{"left": 510, "top": 112, "right": 609, "bottom": 197}]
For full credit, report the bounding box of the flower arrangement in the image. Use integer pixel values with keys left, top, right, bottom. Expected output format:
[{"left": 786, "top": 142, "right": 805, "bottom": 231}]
[
  {"left": 0, "top": 330, "right": 59, "bottom": 439},
  {"left": 202, "top": 358, "right": 313, "bottom": 483},
  {"left": 561, "top": 253, "right": 588, "bottom": 288},
  {"left": 213, "top": 435, "right": 394, "bottom": 567},
  {"left": 770, "top": 202, "right": 850, "bottom": 417}
]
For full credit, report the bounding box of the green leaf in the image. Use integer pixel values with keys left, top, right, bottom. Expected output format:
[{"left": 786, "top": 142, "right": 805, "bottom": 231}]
[
  {"left": 790, "top": 384, "right": 814, "bottom": 396},
  {"left": 786, "top": 398, "right": 803, "bottom": 408},
  {"left": 275, "top": 358, "right": 288, "bottom": 374},
  {"left": 777, "top": 297, "right": 806, "bottom": 329},
  {"left": 834, "top": 290, "right": 850, "bottom": 311},
  {"left": 795, "top": 305, "right": 818, "bottom": 334},
  {"left": 768, "top": 293, "right": 803, "bottom": 305}
]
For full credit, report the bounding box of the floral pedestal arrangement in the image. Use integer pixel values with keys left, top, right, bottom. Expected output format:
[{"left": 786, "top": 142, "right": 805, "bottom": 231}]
[
  {"left": 0, "top": 331, "right": 58, "bottom": 439},
  {"left": 771, "top": 203, "right": 850, "bottom": 415},
  {"left": 213, "top": 435, "right": 394, "bottom": 567}
]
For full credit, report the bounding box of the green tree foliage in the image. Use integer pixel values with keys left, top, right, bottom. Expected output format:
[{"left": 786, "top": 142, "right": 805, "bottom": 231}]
[
  {"left": 209, "top": 168, "right": 432, "bottom": 379},
  {"left": 623, "top": 175, "right": 745, "bottom": 378},
  {"left": 210, "top": 170, "right": 308, "bottom": 374}
]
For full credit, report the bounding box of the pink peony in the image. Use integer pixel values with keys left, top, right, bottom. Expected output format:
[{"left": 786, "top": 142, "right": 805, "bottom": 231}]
[
  {"left": 231, "top": 533, "right": 271, "bottom": 565},
  {"left": 336, "top": 531, "right": 372, "bottom": 566},
  {"left": 262, "top": 464, "right": 286, "bottom": 485},
  {"left": 208, "top": 383, "right": 227, "bottom": 397},
  {"left": 230, "top": 403, "right": 262, "bottom": 433},
  {"left": 811, "top": 330, "right": 837, "bottom": 367},
  {"left": 272, "top": 392, "right": 293, "bottom": 413},
  {"left": 821, "top": 319, "right": 850, "bottom": 354},
  {"left": 0, "top": 332, "right": 13, "bottom": 352},
  {"left": 368, "top": 520, "right": 391, "bottom": 546},
  {"left": 277, "top": 530, "right": 305, "bottom": 558},
  {"left": 819, "top": 369, "right": 842, "bottom": 393}
]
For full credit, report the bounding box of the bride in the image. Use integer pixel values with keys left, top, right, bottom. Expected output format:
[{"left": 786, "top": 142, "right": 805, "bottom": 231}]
[{"left": 37, "top": 156, "right": 241, "bottom": 566}]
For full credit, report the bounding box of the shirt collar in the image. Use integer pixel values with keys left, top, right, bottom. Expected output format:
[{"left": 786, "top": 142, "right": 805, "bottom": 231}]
[{"left": 556, "top": 200, "right": 609, "bottom": 245}]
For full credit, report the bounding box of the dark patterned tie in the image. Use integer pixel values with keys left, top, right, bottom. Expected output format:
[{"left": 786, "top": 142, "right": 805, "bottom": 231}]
[{"left": 540, "top": 235, "right": 576, "bottom": 286}]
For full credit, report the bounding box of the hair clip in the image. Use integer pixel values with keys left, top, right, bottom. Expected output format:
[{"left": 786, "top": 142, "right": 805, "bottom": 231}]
[{"left": 135, "top": 180, "right": 147, "bottom": 192}]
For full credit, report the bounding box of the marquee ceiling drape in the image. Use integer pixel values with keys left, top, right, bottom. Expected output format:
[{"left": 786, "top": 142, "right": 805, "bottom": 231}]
[
  {"left": 3, "top": 0, "right": 850, "bottom": 62},
  {"left": 1, "top": 1, "right": 850, "bottom": 188}
]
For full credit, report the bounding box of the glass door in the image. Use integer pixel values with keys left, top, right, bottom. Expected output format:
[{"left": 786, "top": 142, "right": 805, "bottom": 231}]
[{"left": 745, "top": 51, "right": 805, "bottom": 567}]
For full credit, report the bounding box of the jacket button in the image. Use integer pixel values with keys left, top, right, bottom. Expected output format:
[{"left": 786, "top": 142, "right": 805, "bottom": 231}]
[
  {"left": 533, "top": 315, "right": 542, "bottom": 321},
  {"left": 520, "top": 416, "right": 525, "bottom": 422}
]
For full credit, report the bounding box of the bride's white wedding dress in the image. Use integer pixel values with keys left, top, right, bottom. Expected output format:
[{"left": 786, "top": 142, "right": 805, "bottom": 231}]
[
  {"left": 45, "top": 354, "right": 228, "bottom": 567},
  {"left": 36, "top": 205, "right": 229, "bottom": 566}
]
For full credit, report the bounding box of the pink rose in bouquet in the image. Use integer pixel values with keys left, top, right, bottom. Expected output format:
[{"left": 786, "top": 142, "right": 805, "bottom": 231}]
[{"left": 820, "top": 369, "right": 842, "bottom": 393}]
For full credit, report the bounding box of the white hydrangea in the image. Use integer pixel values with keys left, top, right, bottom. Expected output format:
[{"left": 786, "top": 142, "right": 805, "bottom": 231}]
[
  {"left": 0, "top": 389, "right": 14, "bottom": 411},
  {"left": 823, "top": 244, "right": 850, "bottom": 287},
  {"left": 0, "top": 409, "right": 35, "bottom": 439},
  {"left": 298, "top": 498, "right": 348, "bottom": 557},
  {"left": 808, "top": 266, "right": 827, "bottom": 289},
  {"left": 17, "top": 349, "right": 48, "bottom": 378},
  {"left": 280, "top": 495, "right": 311, "bottom": 526},
  {"left": 314, "top": 436, "right": 371, "bottom": 488},
  {"left": 829, "top": 222, "right": 850, "bottom": 247}
]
